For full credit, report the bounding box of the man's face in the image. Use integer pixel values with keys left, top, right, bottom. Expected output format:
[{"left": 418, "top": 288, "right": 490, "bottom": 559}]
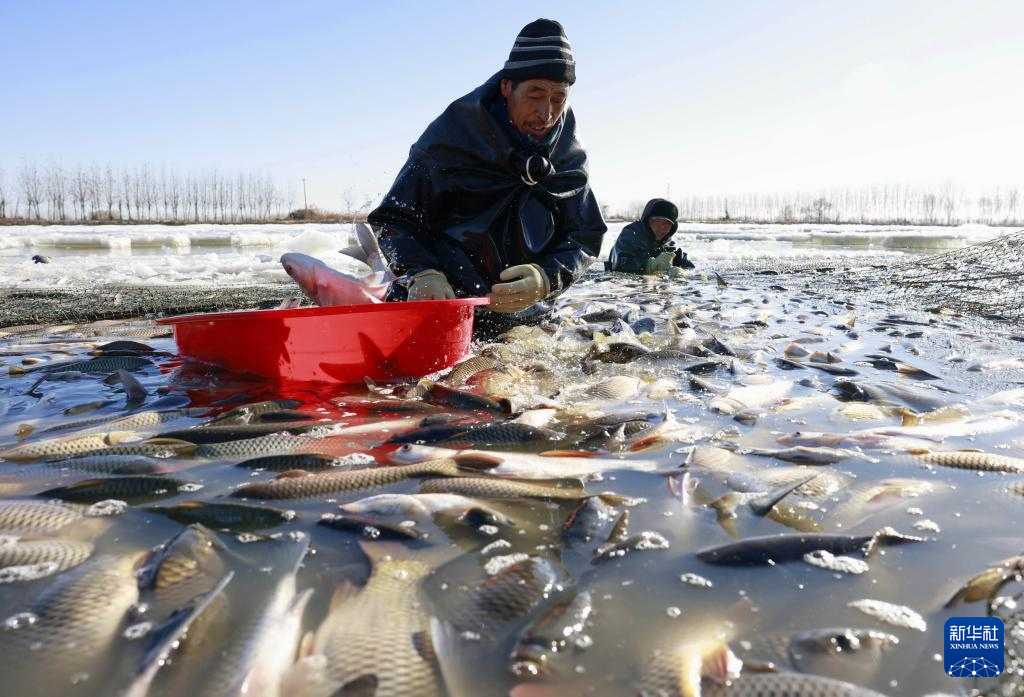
[
  {"left": 501, "top": 79, "right": 569, "bottom": 139},
  {"left": 649, "top": 218, "right": 673, "bottom": 240}
]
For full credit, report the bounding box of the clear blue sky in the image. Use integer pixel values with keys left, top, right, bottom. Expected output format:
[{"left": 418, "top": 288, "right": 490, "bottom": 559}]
[{"left": 2, "top": 1, "right": 1021, "bottom": 211}]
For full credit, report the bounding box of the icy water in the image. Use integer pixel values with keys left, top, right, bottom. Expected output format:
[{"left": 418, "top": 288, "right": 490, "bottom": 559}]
[{"left": 1, "top": 258, "right": 1024, "bottom": 696}]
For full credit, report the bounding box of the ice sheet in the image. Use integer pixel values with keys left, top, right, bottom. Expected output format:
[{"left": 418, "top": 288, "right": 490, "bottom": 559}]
[{"left": 0, "top": 221, "right": 1004, "bottom": 288}]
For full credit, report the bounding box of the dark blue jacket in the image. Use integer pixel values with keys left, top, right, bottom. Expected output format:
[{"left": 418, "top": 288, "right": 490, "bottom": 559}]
[
  {"left": 368, "top": 73, "right": 607, "bottom": 299},
  {"left": 608, "top": 198, "right": 687, "bottom": 273}
]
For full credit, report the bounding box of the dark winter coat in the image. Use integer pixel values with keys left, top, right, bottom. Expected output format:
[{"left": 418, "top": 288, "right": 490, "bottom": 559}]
[
  {"left": 367, "top": 73, "right": 607, "bottom": 300},
  {"left": 608, "top": 198, "right": 691, "bottom": 273}
]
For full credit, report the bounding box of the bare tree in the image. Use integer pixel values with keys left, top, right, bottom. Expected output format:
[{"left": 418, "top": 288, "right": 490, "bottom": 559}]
[
  {"left": 168, "top": 170, "right": 182, "bottom": 221},
  {"left": 145, "top": 165, "right": 159, "bottom": 220},
  {"left": 121, "top": 170, "right": 133, "bottom": 221},
  {"left": 72, "top": 165, "right": 89, "bottom": 221},
  {"left": 0, "top": 168, "right": 6, "bottom": 219},
  {"left": 101, "top": 165, "right": 116, "bottom": 220},
  {"left": 1006, "top": 189, "right": 1019, "bottom": 225},
  {"left": 43, "top": 164, "right": 67, "bottom": 221},
  {"left": 86, "top": 166, "right": 101, "bottom": 219}
]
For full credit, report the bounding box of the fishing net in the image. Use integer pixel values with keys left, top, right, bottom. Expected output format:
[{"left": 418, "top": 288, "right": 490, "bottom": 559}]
[
  {"left": 0, "top": 283, "right": 302, "bottom": 327},
  {"left": 720, "top": 228, "right": 1024, "bottom": 325},
  {"left": 0, "top": 229, "right": 1020, "bottom": 328}
]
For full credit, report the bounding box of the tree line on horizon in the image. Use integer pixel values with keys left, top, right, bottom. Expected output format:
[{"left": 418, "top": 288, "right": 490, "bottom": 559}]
[
  {"left": 622, "top": 183, "right": 1023, "bottom": 226},
  {"left": 0, "top": 163, "right": 1021, "bottom": 227},
  {"left": 0, "top": 164, "right": 299, "bottom": 224}
]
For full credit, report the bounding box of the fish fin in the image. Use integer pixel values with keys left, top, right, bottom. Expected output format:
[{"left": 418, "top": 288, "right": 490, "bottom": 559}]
[
  {"left": 945, "top": 568, "right": 1011, "bottom": 608},
  {"left": 290, "top": 587, "right": 315, "bottom": 616},
  {"left": 142, "top": 437, "right": 197, "bottom": 446},
  {"left": 334, "top": 674, "right": 379, "bottom": 697},
  {"left": 498, "top": 475, "right": 587, "bottom": 489},
  {"left": 363, "top": 377, "right": 390, "bottom": 395},
  {"left": 604, "top": 509, "right": 630, "bottom": 545},
  {"left": 355, "top": 222, "right": 386, "bottom": 270},
  {"left": 298, "top": 630, "right": 316, "bottom": 658},
  {"left": 276, "top": 469, "right": 313, "bottom": 479},
  {"left": 339, "top": 243, "right": 370, "bottom": 264},
  {"left": 125, "top": 571, "right": 234, "bottom": 696},
  {"left": 539, "top": 449, "right": 601, "bottom": 458},
  {"left": 319, "top": 512, "right": 428, "bottom": 541},
  {"left": 117, "top": 368, "right": 149, "bottom": 408},
  {"left": 328, "top": 580, "right": 361, "bottom": 611},
  {"left": 459, "top": 505, "right": 514, "bottom": 528},
  {"left": 671, "top": 639, "right": 741, "bottom": 697},
  {"left": 741, "top": 658, "right": 779, "bottom": 673},
  {"left": 899, "top": 408, "right": 922, "bottom": 426},
  {"left": 715, "top": 512, "right": 741, "bottom": 540},
  {"left": 430, "top": 616, "right": 476, "bottom": 697},
  {"left": 281, "top": 654, "right": 329, "bottom": 696},
  {"left": 748, "top": 474, "right": 818, "bottom": 516},
  {"left": 865, "top": 526, "right": 928, "bottom": 556},
  {"left": 451, "top": 452, "right": 503, "bottom": 472},
  {"left": 412, "top": 630, "right": 437, "bottom": 665},
  {"left": 104, "top": 430, "right": 136, "bottom": 445}
]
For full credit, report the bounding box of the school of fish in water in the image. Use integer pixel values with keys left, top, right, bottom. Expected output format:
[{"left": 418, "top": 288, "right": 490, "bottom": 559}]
[{"left": 1, "top": 268, "right": 1024, "bottom": 697}]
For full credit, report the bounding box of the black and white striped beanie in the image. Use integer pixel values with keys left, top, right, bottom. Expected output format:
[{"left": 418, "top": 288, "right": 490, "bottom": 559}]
[{"left": 502, "top": 19, "right": 575, "bottom": 86}]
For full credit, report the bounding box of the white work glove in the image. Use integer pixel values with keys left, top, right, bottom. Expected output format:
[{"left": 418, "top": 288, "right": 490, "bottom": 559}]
[
  {"left": 407, "top": 269, "right": 456, "bottom": 300},
  {"left": 666, "top": 266, "right": 685, "bottom": 279},
  {"left": 488, "top": 264, "right": 550, "bottom": 313},
  {"left": 645, "top": 250, "right": 675, "bottom": 274}
]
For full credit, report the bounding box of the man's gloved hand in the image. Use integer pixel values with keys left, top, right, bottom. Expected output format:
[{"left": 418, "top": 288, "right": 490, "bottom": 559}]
[
  {"left": 407, "top": 269, "right": 456, "bottom": 301},
  {"left": 645, "top": 250, "right": 675, "bottom": 275},
  {"left": 666, "top": 266, "right": 685, "bottom": 279},
  {"left": 488, "top": 264, "right": 549, "bottom": 313}
]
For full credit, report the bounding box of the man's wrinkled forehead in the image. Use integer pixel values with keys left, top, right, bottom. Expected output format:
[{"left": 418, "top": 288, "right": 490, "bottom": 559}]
[{"left": 515, "top": 79, "right": 570, "bottom": 97}]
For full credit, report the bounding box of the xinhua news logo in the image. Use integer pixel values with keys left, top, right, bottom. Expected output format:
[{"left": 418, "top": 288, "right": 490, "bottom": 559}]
[{"left": 944, "top": 617, "right": 1004, "bottom": 678}]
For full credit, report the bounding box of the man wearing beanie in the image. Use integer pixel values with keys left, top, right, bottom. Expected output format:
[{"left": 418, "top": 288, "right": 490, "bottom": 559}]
[
  {"left": 368, "top": 19, "right": 606, "bottom": 334},
  {"left": 608, "top": 197, "right": 696, "bottom": 276}
]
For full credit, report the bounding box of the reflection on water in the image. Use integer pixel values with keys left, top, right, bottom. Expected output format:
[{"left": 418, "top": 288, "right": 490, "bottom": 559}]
[{"left": 0, "top": 260, "right": 1023, "bottom": 696}]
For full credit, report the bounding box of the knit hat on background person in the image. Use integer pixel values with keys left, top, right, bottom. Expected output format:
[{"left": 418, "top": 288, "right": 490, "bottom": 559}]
[{"left": 502, "top": 19, "right": 576, "bottom": 85}]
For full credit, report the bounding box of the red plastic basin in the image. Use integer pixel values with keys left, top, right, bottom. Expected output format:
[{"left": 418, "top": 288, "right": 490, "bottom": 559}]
[{"left": 157, "top": 298, "right": 490, "bottom": 383}]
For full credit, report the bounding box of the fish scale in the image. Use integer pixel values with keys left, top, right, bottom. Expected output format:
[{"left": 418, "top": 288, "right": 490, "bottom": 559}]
[
  {"left": 233, "top": 459, "right": 461, "bottom": 500},
  {"left": 1, "top": 433, "right": 128, "bottom": 462},
  {"left": 150, "top": 538, "right": 308, "bottom": 697},
  {"left": 0, "top": 455, "right": 160, "bottom": 480},
  {"left": 0, "top": 554, "right": 141, "bottom": 696},
  {"left": 140, "top": 525, "right": 228, "bottom": 620},
  {"left": 42, "top": 475, "right": 192, "bottom": 503},
  {"left": 434, "top": 423, "right": 561, "bottom": 449},
  {"left": 419, "top": 476, "right": 587, "bottom": 500},
  {"left": 39, "top": 409, "right": 197, "bottom": 436},
  {"left": 446, "top": 354, "right": 500, "bottom": 385},
  {"left": 0, "top": 539, "right": 93, "bottom": 579},
  {"left": 194, "top": 434, "right": 323, "bottom": 459},
  {"left": 310, "top": 555, "right": 442, "bottom": 697},
  {"left": 147, "top": 501, "right": 296, "bottom": 531},
  {"left": 234, "top": 453, "right": 343, "bottom": 472},
  {"left": 911, "top": 450, "right": 1024, "bottom": 473},
  {"left": 0, "top": 500, "right": 86, "bottom": 535},
  {"left": 44, "top": 355, "right": 153, "bottom": 374}
]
